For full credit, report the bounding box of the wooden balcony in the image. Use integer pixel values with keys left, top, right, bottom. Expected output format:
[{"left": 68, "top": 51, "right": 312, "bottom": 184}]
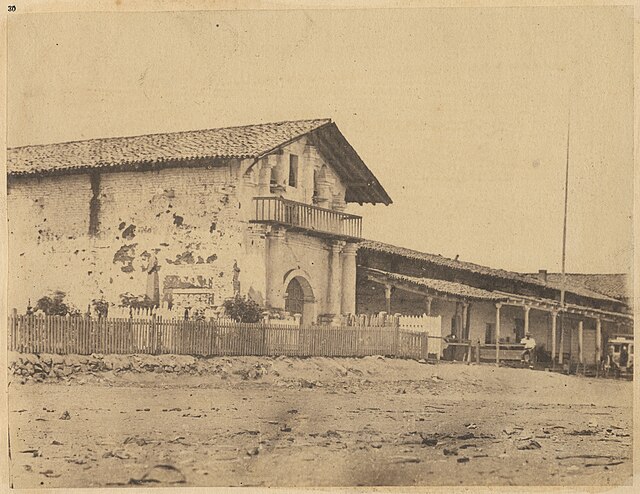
[{"left": 251, "top": 196, "right": 363, "bottom": 240}]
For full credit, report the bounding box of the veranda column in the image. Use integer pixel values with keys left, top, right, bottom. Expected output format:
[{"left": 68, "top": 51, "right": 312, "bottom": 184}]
[
  {"left": 558, "top": 312, "right": 564, "bottom": 365},
  {"left": 461, "top": 302, "right": 469, "bottom": 340},
  {"left": 595, "top": 317, "right": 602, "bottom": 363},
  {"left": 326, "top": 240, "right": 344, "bottom": 319},
  {"left": 523, "top": 305, "right": 530, "bottom": 339},
  {"left": 265, "top": 226, "right": 286, "bottom": 310},
  {"left": 384, "top": 284, "right": 392, "bottom": 314},
  {"left": 425, "top": 297, "right": 433, "bottom": 316},
  {"left": 578, "top": 320, "right": 584, "bottom": 367},
  {"left": 495, "top": 303, "right": 502, "bottom": 364},
  {"left": 340, "top": 242, "right": 358, "bottom": 315},
  {"left": 550, "top": 309, "right": 558, "bottom": 363}
]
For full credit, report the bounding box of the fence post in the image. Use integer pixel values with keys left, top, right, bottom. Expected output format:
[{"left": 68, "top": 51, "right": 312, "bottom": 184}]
[
  {"left": 157, "top": 315, "right": 163, "bottom": 355},
  {"left": 475, "top": 339, "right": 480, "bottom": 364},
  {"left": 128, "top": 316, "right": 134, "bottom": 353},
  {"left": 261, "top": 321, "right": 267, "bottom": 356},
  {"left": 392, "top": 319, "right": 399, "bottom": 357},
  {"left": 466, "top": 340, "right": 472, "bottom": 364},
  {"left": 421, "top": 333, "right": 429, "bottom": 360}
]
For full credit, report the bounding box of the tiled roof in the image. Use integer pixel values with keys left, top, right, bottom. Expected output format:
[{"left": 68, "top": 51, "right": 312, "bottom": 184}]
[
  {"left": 527, "top": 273, "right": 631, "bottom": 302},
  {"left": 365, "top": 268, "right": 632, "bottom": 321},
  {"left": 364, "top": 268, "right": 507, "bottom": 301},
  {"left": 359, "top": 240, "right": 543, "bottom": 286},
  {"left": 7, "top": 119, "right": 332, "bottom": 176},
  {"left": 358, "top": 240, "right": 620, "bottom": 304}
]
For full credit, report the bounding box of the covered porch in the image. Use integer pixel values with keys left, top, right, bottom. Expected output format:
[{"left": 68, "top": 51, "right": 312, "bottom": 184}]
[{"left": 358, "top": 267, "right": 633, "bottom": 368}]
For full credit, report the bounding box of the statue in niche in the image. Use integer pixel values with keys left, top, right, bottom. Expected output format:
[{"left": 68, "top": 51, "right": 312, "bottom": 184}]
[
  {"left": 146, "top": 252, "right": 160, "bottom": 304},
  {"left": 232, "top": 260, "right": 241, "bottom": 296}
]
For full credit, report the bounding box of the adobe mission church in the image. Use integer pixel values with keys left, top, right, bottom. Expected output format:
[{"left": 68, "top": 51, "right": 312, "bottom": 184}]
[
  {"left": 8, "top": 118, "right": 632, "bottom": 364},
  {"left": 7, "top": 119, "right": 391, "bottom": 324}
]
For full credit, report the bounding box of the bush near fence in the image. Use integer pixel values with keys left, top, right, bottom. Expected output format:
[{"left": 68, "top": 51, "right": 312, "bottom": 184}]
[{"left": 9, "top": 315, "right": 431, "bottom": 360}]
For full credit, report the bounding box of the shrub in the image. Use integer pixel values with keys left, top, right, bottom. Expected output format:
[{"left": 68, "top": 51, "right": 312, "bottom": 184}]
[
  {"left": 35, "top": 291, "right": 80, "bottom": 316},
  {"left": 223, "top": 295, "right": 262, "bottom": 323},
  {"left": 91, "top": 298, "right": 109, "bottom": 318}
]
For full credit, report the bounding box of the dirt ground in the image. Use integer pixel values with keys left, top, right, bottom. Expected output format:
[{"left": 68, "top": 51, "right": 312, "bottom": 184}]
[{"left": 7, "top": 355, "right": 634, "bottom": 488}]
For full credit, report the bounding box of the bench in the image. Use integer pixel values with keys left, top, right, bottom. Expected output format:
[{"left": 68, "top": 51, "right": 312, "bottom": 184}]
[{"left": 479, "top": 344, "right": 526, "bottom": 362}]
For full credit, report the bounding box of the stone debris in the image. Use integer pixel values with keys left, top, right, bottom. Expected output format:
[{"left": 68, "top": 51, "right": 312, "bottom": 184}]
[
  {"left": 19, "top": 449, "right": 41, "bottom": 457},
  {"left": 129, "top": 464, "right": 186, "bottom": 485},
  {"left": 516, "top": 440, "right": 542, "bottom": 450},
  {"left": 102, "top": 450, "right": 131, "bottom": 460},
  {"left": 420, "top": 435, "right": 438, "bottom": 446},
  {"left": 246, "top": 447, "right": 260, "bottom": 456},
  {"left": 393, "top": 456, "right": 421, "bottom": 464},
  {"left": 39, "top": 469, "right": 61, "bottom": 478}
]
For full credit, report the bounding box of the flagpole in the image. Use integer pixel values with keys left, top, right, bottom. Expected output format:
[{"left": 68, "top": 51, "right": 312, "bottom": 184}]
[{"left": 558, "top": 109, "right": 570, "bottom": 367}]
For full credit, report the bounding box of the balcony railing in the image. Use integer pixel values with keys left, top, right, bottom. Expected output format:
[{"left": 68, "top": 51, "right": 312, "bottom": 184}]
[{"left": 251, "top": 196, "right": 363, "bottom": 240}]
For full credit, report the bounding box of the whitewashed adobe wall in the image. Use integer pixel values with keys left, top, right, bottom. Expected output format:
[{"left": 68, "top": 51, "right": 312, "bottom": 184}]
[
  {"left": 8, "top": 163, "right": 247, "bottom": 312},
  {"left": 7, "top": 135, "right": 354, "bottom": 319}
]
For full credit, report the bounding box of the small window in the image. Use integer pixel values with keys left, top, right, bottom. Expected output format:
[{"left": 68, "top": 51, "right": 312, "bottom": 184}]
[{"left": 288, "top": 154, "right": 298, "bottom": 187}]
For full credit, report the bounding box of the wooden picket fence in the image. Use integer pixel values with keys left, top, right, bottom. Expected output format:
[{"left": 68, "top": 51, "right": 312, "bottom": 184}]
[{"left": 8, "top": 315, "right": 430, "bottom": 360}]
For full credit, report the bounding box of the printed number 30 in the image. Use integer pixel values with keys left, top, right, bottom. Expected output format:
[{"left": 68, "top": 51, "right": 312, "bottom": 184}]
[{"left": 8, "top": 5, "right": 16, "bottom": 11}]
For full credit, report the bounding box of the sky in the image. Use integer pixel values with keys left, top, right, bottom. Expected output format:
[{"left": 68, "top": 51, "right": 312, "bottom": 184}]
[{"left": 7, "top": 6, "right": 634, "bottom": 274}]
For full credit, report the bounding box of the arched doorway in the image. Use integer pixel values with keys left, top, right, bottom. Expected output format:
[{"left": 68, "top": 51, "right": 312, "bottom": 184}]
[{"left": 284, "top": 274, "right": 315, "bottom": 325}]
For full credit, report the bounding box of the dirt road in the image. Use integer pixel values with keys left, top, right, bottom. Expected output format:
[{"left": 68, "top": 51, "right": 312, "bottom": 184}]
[{"left": 7, "top": 355, "right": 633, "bottom": 488}]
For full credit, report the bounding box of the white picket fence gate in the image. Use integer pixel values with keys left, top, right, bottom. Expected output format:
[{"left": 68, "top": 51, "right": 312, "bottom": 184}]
[{"left": 398, "top": 314, "right": 443, "bottom": 356}]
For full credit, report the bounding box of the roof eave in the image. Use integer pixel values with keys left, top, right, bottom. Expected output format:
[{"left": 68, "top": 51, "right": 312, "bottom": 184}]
[{"left": 309, "top": 123, "right": 392, "bottom": 206}]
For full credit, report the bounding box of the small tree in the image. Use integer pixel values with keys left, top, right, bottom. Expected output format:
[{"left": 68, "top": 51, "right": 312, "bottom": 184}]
[
  {"left": 35, "top": 290, "right": 79, "bottom": 316},
  {"left": 91, "top": 298, "right": 109, "bottom": 318},
  {"left": 223, "top": 295, "right": 262, "bottom": 323}
]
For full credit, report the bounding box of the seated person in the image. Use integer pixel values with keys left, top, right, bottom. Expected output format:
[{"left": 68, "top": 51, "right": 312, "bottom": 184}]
[
  {"left": 520, "top": 332, "right": 536, "bottom": 361},
  {"left": 619, "top": 345, "right": 629, "bottom": 369}
]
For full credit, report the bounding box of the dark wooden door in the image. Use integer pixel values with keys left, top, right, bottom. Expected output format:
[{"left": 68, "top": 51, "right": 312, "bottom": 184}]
[{"left": 285, "top": 278, "right": 305, "bottom": 317}]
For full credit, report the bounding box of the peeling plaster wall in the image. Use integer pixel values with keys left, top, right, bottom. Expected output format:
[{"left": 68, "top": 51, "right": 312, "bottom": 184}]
[
  {"left": 8, "top": 163, "right": 261, "bottom": 312},
  {"left": 8, "top": 174, "right": 97, "bottom": 311}
]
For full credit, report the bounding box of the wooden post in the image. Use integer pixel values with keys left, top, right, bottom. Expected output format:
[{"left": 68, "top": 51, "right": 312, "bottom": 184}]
[
  {"left": 475, "top": 339, "right": 480, "bottom": 364},
  {"left": 150, "top": 314, "right": 157, "bottom": 355},
  {"left": 595, "top": 317, "right": 602, "bottom": 369},
  {"left": 550, "top": 310, "right": 558, "bottom": 368},
  {"left": 425, "top": 297, "right": 432, "bottom": 317},
  {"left": 495, "top": 303, "right": 501, "bottom": 365},
  {"left": 461, "top": 303, "right": 467, "bottom": 340},
  {"left": 384, "top": 284, "right": 392, "bottom": 314},
  {"left": 578, "top": 320, "right": 584, "bottom": 374},
  {"left": 156, "top": 315, "right": 163, "bottom": 355},
  {"left": 392, "top": 317, "right": 399, "bottom": 357},
  {"left": 262, "top": 321, "right": 268, "bottom": 356},
  {"left": 421, "top": 332, "right": 429, "bottom": 360},
  {"left": 558, "top": 312, "right": 564, "bottom": 366},
  {"left": 463, "top": 302, "right": 471, "bottom": 340},
  {"left": 523, "top": 305, "right": 530, "bottom": 337}
]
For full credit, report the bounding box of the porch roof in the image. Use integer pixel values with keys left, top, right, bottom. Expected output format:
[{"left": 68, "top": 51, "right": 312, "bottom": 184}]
[
  {"left": 363, "top": 268, "right": 633, "bottom": 323},
  {"left": 358, "top": 240, "right": 621, "bottom": 304},
  {"left": 364, "top": 268, "right": 508, "bottom": 302}
]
